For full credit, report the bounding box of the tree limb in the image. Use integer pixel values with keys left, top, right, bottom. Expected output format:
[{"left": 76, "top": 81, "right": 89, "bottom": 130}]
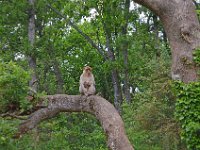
[
  {"left": 133, "top": 0, "right": 162, "bottom": 15},
  {"left": 0, "top": 113, "right": 27, "bottom": 120},
  {"left": 17, "top": 94, "right": 134, "bottom": 150}
]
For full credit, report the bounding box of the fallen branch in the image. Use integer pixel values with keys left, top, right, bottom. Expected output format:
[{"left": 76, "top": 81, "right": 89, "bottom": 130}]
[
  {"left": 17, "top": 94, "right": 134, "bottom": 150},
  {"left": 0, "top": 113, "right": 27, "bottom": 120}
]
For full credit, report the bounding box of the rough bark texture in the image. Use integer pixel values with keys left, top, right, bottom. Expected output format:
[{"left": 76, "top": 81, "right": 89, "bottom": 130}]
[
  {"left": 28, "top": 56, "right": 37, "bottom": 93},
  {"left": 134, "top": 0, "right": 200, "bottom": 83},
  {"left": 28, "top": 0, "right": 38, "bottom": 93},
  {"left": 18, "top": 95, "right": 134, "bottom": 150}
]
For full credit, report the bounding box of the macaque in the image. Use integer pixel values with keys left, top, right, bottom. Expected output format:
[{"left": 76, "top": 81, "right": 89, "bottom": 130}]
[{"left": 79, "top": 66, "right": 96, "bottom": 96}]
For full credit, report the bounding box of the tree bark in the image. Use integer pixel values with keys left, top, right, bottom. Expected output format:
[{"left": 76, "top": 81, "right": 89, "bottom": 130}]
[
  {"left": 28, "top": 0, "right": 38, "bottom": 94},
  {"left": 28, "top": 56, "right": 37, "bottom": 93},
  {"left": 17, "top": 95, "right": 134, "bottom": 150},
  {"left": 42, "top": 64, "right": 50, "bottom": 94},
  {"left": 121, "top": 0, "right": 131, "bottom": 103},
  {"left": 133, "top": 0, "right": 200, "bottom": 83},
  {"left": 111, "top": 69, "right": 123, "bottom": 113},
  {"left": 52, "top": 59, "right": 64, "bottom": 94}
]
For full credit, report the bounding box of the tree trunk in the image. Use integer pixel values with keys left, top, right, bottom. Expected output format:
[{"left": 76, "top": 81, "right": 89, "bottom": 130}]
[
  {"left": 111, "top": 69, "right": 123, "bottom": 113},
  {"left": 28, "top": 0, "right": 38, "bottom": 94},
  {"left": 102, "top": 73, "right": 112, "bottom": 100},
  {"left": 42, "top": 64, "right": 50, "bottom": 94},
  {"left": 28, "top": 56, "right": 37, "bottom": 94},
  {"left": 121, "top": 0, "right": 131, "bottom": 103},
  {"left": 52, "top": 59, "right": 64, "bottom": 94},
  {"left": 152, "top": 14, "right": 160, "bottom": 55},
  {"left": 133, "top": 0, "right": 200, "bottom": 83},
  {"left": 122, "top": 48, "right": 131, "bottom": 103},
  {"left": 103, "top": 21, "right": 123, "bottom": 113},
  {"left": 17, "top": 95, "right": 134, "bottom": 150}
]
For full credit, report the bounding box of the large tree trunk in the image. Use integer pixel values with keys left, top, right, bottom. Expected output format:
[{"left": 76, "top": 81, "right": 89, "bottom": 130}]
[
  {"left": 17, "top": 95, "right": 134, "bottom": 150},
  {"left": 28, "top": 0, "right": 38, "bottom": 94},
  {"left": 133, "top": 0, "right": 200, "bottom": 83}
]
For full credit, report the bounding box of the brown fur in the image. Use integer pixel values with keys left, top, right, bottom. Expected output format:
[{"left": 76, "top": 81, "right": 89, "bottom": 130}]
[{"left": 79, "top": 66, "right": 96, "bottom": 96}]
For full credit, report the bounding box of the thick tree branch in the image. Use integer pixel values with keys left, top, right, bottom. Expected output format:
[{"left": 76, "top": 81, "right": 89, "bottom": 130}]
[
  {"left": 46, "top": 3, "right": 107, "bottom": 60},
  {"left": 17, "top": 94, "right": 134, "bottom": 150},
  {"left": 133, "top": 0, "right": 162, "bottom": 15}
]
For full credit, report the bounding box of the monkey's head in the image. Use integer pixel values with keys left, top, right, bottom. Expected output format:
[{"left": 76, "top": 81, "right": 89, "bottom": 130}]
[
  {"left": 83, "top": 66, "right": 92, "bottom": 72},
  {"left": 83, "top": 66, "right": 92, "bottom": 75}
]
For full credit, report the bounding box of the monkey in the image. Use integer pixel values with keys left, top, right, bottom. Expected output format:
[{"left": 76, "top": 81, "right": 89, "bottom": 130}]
[{"left": 79, "top": 66, "right": 96, "bottom": 96}]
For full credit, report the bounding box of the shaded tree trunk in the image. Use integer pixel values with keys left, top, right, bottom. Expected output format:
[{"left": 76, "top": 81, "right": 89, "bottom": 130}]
[
  {"left": 102, "top": 73, "right": 112, "bottom": 100},
  {"left": 104, "top": 22, "right": 123, "bottom": 113},
  {"left": 42, "top": 64, "right": 50, "bottom": 94},
  {"left": 28, "top": 0, "right": 37, "bottom": 94},
  {"left": 17, "top": 95, "right": 134, "bottom": 150},
  {"left": 28, "top": 56, "right": 37, "bottom": 93},
  {"left": 133, "top": 0, "right": 200, "bottom": 83},
  {"left": 52, "top": 59, "right": 64, "bottom": 94},
  {"left": 152, "top": 14, "right": 160, "bottom": 55},
  {"left": 121, "top": 0, "right": 131, "bottom": 103},
  {"left": 122, "top": 46, "right": 131, "bottom": 103},
  {"left": 111, "top": 69, "right": 123, "bottom": 113}
]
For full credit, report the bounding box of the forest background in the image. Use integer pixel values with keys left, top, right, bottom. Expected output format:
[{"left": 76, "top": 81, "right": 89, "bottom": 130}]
[{"left": 0, "top": 0, "right": 200, "bottom": 150}]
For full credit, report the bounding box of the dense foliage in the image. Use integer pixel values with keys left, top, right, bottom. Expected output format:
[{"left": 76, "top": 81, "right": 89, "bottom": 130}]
[
  {"left": 0, "top": 113, "right": 107, "bottom": 150},
  {"left": 173, "top": 81, "right": 200, "bottom": 150},
  {"left": 0, "top": 62, "right": 30, "bottom": 113}
]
